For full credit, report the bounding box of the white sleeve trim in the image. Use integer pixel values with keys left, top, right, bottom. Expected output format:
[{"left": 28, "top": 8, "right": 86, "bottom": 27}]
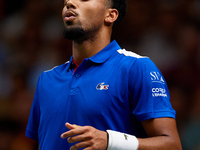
[{"left": 117, "top": 49, "right": 147, "bottom": 59}]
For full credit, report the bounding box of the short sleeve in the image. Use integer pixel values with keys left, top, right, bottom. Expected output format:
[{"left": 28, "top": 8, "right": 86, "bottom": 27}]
[
  {"left": 129, "top": 58, "right": 176, "bottom": 121},
  {"left": 25, "top": 76, "right": 42, "bottom": 141}
]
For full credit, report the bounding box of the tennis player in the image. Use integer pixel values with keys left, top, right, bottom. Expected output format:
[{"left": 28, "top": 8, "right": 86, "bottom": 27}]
[{"left": 26, "top": 0, "right": 182, "bottom": 149}]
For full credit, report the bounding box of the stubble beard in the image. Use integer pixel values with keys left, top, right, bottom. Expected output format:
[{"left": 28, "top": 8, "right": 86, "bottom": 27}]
[
  {"left": 63, "top": 20, "right": 101, "bottom": 43},
  {"left": 63, "top": 21, "right": 87, "bottom": 42}
]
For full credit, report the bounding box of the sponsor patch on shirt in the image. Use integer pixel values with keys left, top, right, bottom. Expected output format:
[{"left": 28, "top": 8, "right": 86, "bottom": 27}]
[
  {"left": 150, "top": 71, "right": 165, "bottom": 84},
  {"left": 152, "top": 88, "right": 167, "bottom": 97}
]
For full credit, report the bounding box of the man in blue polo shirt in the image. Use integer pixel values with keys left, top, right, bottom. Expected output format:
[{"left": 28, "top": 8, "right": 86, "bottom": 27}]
[{"left": 26, "top": 0, "right": 182, "bottom": 149}]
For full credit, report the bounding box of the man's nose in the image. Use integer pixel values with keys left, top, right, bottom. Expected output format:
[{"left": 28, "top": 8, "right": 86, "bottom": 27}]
[{"left": 66, "top": 0, "right": 76, "bottom": 9}]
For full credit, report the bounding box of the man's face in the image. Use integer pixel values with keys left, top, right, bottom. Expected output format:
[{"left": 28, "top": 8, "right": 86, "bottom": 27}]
[{"left": 62, "top": 0, "right": 108, "bottom": 41}]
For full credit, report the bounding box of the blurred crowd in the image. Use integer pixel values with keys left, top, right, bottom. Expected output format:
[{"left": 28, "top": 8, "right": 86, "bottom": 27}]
[{"left": 0, "top": 0, "right": 200, "bottom": 149}]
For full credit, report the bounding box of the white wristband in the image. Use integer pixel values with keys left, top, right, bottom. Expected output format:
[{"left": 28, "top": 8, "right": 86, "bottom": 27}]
[{"left": 106, "top": 130, "right": 139, "bottom": 150}]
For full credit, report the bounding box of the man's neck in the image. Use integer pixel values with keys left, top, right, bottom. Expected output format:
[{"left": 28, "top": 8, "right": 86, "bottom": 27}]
[{"left": 72, "top": 32, "right": 111, "bottom": 65}]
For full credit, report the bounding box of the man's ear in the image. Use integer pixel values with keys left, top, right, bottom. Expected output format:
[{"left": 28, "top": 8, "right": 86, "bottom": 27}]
[{"left": 105, "top": 9, "right": 119, "bottom": 24}]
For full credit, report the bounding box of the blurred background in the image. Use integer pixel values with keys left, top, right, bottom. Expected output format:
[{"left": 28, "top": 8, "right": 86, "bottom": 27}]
[{"left": 0, "top": 0, "right": 199, "bottom": 149}]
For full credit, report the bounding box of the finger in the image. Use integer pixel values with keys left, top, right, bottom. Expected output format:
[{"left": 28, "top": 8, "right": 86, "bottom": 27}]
[
  {"left": 70, "top": 140, "right": 91, "bottom": 150},
  {"left": 65, "top": 122, "right": 81, "bottom": 130},
  {"left": 67, "top": 133, "right": 91, "bottom": 143},
  {"left": 61, "top": 130, "right": 78, "bottom": 139},
  {"left": 61, "top": 125, "right": 83, "bottom": 139},
  {"left": 61, "top": 123, "right": 81, "bottom": 138},
  {"left": 61, "top": 132, "right": 68, "bottom": 139}
]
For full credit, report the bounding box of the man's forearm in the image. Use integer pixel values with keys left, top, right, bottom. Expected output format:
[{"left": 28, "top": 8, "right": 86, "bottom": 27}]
[{"left": 138, "top": 135, "right": 182, "bottom": 150}]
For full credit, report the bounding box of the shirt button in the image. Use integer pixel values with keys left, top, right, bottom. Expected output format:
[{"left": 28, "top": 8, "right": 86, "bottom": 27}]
[{"left": 75, "top": 74, "right": 81, "bottom": 78}]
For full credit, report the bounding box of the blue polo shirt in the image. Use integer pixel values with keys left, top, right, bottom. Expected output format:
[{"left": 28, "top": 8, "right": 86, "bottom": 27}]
[{"left": 26, "top": 40, "right": 176, "bottom": 150}]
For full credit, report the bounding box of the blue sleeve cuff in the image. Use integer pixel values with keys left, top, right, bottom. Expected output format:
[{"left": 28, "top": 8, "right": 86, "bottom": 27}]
[
  {"left": 135, "top": 110, "right": 176, "bottom": 122},
  {"left": 25, "top": 128, "right": 38, "bottom": 141}
]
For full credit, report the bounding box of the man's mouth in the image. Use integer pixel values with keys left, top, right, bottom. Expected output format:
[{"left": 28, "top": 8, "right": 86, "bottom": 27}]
[{"left": 64, "top": 11, "right": 77, "bottom": 21}]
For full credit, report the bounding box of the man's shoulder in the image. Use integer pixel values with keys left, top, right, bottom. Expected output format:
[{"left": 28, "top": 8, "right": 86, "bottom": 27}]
[
  {"left": 43, "top": 61, "right": 70, "bottom": 74},
  {"left": 115, "top": 48, "right": 152, "bottom": 66},
  {"left": 114, "top": 48, "right": 159, "bottom": 74},
  {"left": 116, "top": 49, "right": 147, "bottom": 59},
  {"left": 36, "top": 61, "right": 71, "bottom": 86},
  {"left": 37, "top": 61, "right": 70, "bottom": 81}
]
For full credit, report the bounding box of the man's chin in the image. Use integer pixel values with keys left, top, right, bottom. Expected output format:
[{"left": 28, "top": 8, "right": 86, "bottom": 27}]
[{"left": 63, "top": 27, "right": 86, "bottom": 41}]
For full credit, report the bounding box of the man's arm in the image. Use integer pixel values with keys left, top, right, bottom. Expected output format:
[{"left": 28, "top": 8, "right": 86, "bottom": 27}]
[
  {"left": 138, "top": 117, "right": 182, "bottom": 150},
  {"left": 61, "top": 118, "right": 182, "bottom": 150}
]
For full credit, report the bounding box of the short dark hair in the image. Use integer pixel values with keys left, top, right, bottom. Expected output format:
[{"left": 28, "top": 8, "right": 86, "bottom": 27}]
[{"left": 110, "top": 0, "right": 127, "bottom": 24}]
